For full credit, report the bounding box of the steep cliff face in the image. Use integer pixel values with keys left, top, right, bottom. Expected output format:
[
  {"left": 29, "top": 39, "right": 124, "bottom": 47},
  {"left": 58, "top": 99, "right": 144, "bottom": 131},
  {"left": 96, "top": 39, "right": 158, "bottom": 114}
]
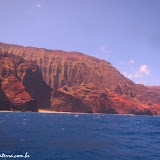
[
  {"left": 18, "top": 60, "right": 52, "bottom": 109},
  {"left": 146, "top": 86, "right": 160, "bottom": 94},
  {"left": 51, "top": 90, "right": 92, "bottom": 113},
  {"left": 0, "top": 42, "right": 160, "bottom": 115},
  {"left": 0, "top": 80, "right": 10, "bottom": 110},
  {"left": 0, "top": 42, "right": 132, "bottom": 91},
  {"left": 0, "top": 49, "right": 51, "bottom": 111}
]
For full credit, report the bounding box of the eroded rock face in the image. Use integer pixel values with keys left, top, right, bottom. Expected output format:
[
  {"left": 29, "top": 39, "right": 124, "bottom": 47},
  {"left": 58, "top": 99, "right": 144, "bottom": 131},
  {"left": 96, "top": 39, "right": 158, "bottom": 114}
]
[
  {"left": 51, "top": 90, "right": 92, "bottom": 113},
  {"left": 1, "top": 42, "right": 160, "bottom": 115},
  {"left": 0, "top": 51, "right": 50, "bottom": 111},
  {"left": 91, "top": 93, "right": 117, "bottom": 114},
  {"left": 0, "top": 81, "right": 10, "bottom": 110},
  {"left": 18, "top": 60, "right": 52, "bottom": 109}
]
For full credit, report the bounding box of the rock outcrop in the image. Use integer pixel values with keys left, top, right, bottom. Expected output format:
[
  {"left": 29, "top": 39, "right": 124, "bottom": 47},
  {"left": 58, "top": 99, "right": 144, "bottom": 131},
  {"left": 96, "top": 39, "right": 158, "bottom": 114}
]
[
  {"left": 0, "top": 42, "right": 160, "bottom": 115},
  {"left": 51, "top": 90, "right": 92, "bottom": 113},
  {"left": 0, "top": 48, "right": 51, "bottom": 111}
]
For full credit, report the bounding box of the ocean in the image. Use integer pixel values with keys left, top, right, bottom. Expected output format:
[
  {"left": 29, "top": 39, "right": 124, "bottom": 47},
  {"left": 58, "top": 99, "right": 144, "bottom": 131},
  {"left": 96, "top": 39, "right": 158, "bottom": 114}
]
[{"left": 0, "top": 112, "right": 160, "bottom": 160}]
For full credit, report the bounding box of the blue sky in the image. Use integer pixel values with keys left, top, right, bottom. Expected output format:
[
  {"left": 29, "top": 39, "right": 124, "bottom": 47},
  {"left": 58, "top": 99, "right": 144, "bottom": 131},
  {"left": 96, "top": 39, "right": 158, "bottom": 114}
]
[{"left": 0, "top": 0, "right": 160, "bottom": 85}]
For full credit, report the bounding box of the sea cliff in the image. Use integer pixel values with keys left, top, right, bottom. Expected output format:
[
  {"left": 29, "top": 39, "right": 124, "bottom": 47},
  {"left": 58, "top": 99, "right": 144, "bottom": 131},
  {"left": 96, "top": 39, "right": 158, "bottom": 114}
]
[{"left": 0, "top": 42, "right": 160, "bottom": 115}]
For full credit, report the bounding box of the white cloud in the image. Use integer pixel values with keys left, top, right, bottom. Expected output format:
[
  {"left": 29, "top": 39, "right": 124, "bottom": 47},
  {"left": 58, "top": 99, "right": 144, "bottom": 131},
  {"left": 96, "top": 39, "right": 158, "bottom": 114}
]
[
  {"left": 134, "top": 73, "right": 143, "bottom": 78},
  {"left": 120, "top": 59, "right": 135, "bottom": 65},
  {"left": 128, "top": 73, "right": 142, "bottom": 78},
  {"left": 127, "top": 64, "right": 151, "bottom": 79},
  {"left": 122, "top": 72, "right": 127, "bottom": 77},
  {"left": 138, "top": 65, "right": 150, "bottom": 75},
  {"left": 128, "top": 59, "right": 135, "bottom": 64},
  {"left": 100, "top": 46, "right": 112, "bottom": 53},
  {"left": 37, "top": 3, "right": 41, "bottom": 8},
  {"left": 128, "top": 74, "right": 133, "bottom": 78},
  {"left": 100, "top": 46, "right": 105, "bottom": 52},
  {"left": 94, "top": 46, "right": 112, "bottom": 60},
  {"left": 136, "top": 81, "right": 147, "bottom": 85}
]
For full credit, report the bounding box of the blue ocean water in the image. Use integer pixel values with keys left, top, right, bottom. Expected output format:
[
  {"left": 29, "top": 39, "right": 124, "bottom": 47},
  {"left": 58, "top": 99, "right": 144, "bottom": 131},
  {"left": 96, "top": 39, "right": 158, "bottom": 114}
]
[{"left": 0, "top": 112, "right": 160, "bottom": 160}]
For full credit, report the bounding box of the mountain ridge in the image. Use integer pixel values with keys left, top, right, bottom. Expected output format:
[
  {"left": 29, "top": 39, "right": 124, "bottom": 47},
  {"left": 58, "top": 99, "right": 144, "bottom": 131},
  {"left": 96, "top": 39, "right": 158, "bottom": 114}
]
[{"left": 0, "top": 42, "right": 160, "bottom": 115}]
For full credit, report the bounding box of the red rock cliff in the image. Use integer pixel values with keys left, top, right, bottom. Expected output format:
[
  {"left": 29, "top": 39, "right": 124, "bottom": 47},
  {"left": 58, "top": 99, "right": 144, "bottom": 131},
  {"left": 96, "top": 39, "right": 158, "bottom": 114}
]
[
  {"left": 0, "top": 48, "right": 51, "bottom": 111},
  {"left": 0, "top": 42, "right": 160, "bottom": 115}
]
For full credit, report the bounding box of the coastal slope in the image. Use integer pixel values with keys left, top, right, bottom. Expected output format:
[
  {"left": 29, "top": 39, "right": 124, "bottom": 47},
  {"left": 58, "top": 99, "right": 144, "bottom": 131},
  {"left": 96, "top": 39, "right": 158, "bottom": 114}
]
[{"left": 0, "top": 42, "right": 160, "bottom": 115}]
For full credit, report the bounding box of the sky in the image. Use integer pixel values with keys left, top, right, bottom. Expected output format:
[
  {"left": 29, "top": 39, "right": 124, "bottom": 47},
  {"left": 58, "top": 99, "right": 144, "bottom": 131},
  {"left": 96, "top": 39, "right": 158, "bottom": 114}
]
[{"left": 0, "top": 0, "right": 160, "bottom": 85}]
